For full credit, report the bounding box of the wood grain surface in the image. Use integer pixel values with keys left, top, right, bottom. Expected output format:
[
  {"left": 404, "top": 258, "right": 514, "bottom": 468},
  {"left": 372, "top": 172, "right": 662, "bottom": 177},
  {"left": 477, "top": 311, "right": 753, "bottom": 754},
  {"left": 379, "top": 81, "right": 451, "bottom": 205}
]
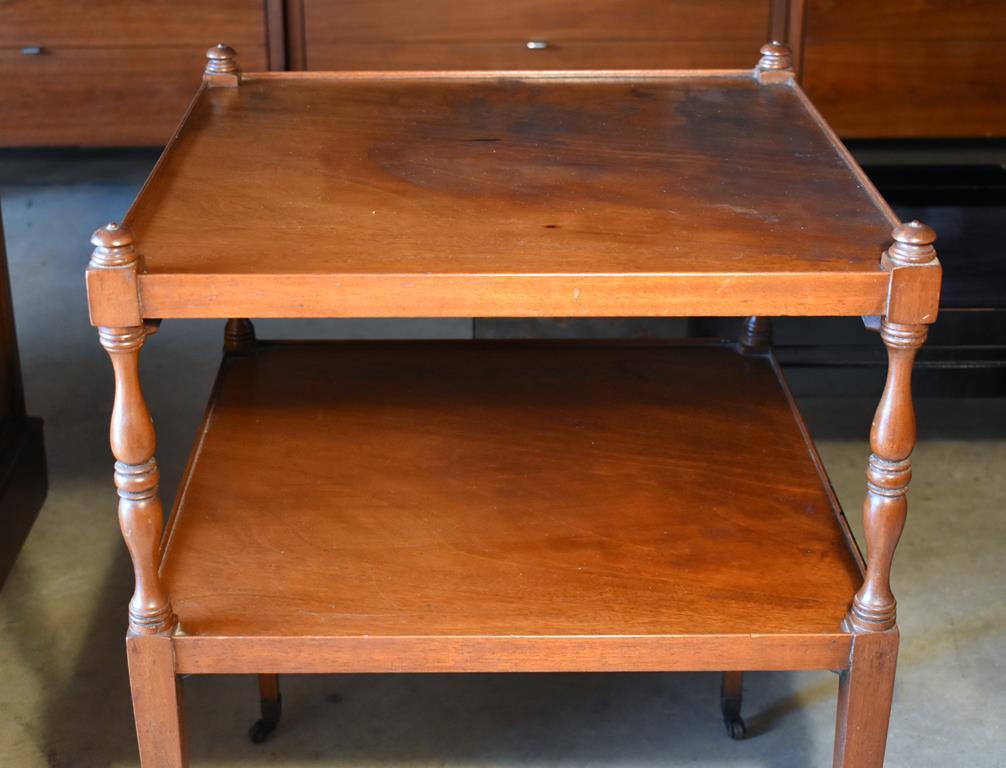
[
  {"left": 301, "top": 0, "right": 769, "bottom": 70},
  {"left": 160, "top": 341, "right": 861, "bottom": 672},
  {"left": 121, "top": 72, "right": 895, "bottom": 319}
]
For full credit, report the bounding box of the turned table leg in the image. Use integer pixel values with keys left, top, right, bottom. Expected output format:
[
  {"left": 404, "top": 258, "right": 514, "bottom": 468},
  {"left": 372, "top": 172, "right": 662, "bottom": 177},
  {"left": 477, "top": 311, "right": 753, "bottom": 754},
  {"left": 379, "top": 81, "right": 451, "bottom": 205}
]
[
  {"left": 92, "top": 224, "right": 186, "bottom": 767},
  {"left": 832, "top": 220, "right": 937, "bottom": 767}
]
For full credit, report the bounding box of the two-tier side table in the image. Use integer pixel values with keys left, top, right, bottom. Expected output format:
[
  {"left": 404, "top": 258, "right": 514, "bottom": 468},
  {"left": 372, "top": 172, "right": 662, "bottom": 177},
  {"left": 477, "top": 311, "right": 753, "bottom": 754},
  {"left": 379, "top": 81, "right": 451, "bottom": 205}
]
[{"left": 85, "top": 42, "right": 942, "bottom": 767}]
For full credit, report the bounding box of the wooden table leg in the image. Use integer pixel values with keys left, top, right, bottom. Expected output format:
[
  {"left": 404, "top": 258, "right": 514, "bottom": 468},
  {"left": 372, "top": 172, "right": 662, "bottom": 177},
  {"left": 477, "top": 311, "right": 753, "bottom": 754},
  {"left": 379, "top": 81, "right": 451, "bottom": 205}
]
[
  {"left": 720, "top": 671, "right": 746, "bottom": 739},
  {"left": 834, "top": 631, "right": 899, "bottom": 768},
  {"left": 92, "top": 224, "right": 186, "bottom": 767},
  {"left": 249, "top": 674, "right": 282, "bottom": 744},
  {"left": 126, "top": 634, "right": 187, "bottom": 768}
]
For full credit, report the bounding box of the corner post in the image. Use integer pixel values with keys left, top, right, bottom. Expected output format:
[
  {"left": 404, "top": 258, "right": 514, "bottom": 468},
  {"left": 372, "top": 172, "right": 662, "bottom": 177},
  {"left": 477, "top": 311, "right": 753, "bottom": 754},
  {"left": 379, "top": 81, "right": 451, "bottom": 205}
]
[
  {"left": 754, "top": 41, "right": 794, "bottom": 84},
  {"left": 849, "top": 221, "right": 937, "bottom": 633},
  {"left": 91, "top": 224, "right": 175, "bottom": 637},
  {"left": 204, "top": 44, "right": 241, "bottom": 87},
  {"left": 834, "top": 222, "right": 938, "bottom": 768}
]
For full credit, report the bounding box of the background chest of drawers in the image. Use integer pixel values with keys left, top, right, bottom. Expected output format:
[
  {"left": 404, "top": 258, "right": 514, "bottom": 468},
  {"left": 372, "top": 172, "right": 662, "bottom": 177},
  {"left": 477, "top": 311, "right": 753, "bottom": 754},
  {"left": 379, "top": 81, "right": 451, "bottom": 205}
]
[
  {"left": 0, "top": 0, "right": 279, "bottom": 146},
  {"left": 5, "top": 1, "right": 1002, "bottom": 146}
]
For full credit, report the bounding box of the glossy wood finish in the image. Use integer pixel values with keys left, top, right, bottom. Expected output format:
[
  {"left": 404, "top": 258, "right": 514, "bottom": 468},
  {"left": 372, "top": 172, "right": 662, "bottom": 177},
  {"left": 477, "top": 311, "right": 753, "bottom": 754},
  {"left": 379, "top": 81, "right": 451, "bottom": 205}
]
[
  {"left": 92, "top": 224, "right": 175, "bottom": 635},
  {"left": 159, "top": 341, "right": 861, "bottom": 670},
  {"left": 850, "top": 222, "right": 936, "bottom": 632},
  {"left": 299, "top": 0, "right": 770, "bottom": 71},
  {"left": 834, "top": 630, "right": 899, "bottom": 767},
  {"left": 83, "top": 46, "right": 944, "bottom": 766},
  {"left": 0, "top": 0, "right": 269, "bottom": 146},
  {"left": 111, "top": 69, "right": 900, "bottom": 322},
  {"left": 126, "top": 634, "right": 187, "bottom": 768},
  {"left": 801, "top": 0, "right": 1006, "bottom": 138}
]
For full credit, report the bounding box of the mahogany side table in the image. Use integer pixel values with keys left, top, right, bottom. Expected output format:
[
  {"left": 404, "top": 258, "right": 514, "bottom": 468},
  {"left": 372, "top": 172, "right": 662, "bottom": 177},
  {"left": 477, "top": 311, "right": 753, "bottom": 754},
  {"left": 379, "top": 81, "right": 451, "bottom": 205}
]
[{"left": 85, "top": 42, "right": 942, "bottom": 767}]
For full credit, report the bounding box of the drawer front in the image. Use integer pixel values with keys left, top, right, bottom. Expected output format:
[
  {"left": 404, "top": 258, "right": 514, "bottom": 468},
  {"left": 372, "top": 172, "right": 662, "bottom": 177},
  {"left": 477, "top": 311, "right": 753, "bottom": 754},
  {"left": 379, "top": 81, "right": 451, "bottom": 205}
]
[
  {"left": 302, "top": 0, "right": 770, "bottom": 70},
  {"left": 0, "top": 0, "right": 267, "bottom": 48},
  {"left": 805, "top": 0, "right": 1003, "bottom": 40},
  {"left": 0, "top": 45, "right": 268, "bottom": 146},
  {"left": 802, "top": 0, "right": 1006, "bottom": 137}
]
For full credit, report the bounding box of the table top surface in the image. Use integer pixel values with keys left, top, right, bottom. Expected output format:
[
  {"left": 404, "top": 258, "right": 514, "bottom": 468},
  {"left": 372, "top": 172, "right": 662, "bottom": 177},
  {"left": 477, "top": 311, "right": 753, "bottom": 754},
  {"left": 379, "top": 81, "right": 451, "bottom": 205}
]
[
  {"left": 129, "top": 72, "right": 894, "bottom": 278},
  {"left": 162, "top": 341, "right": 860, "bottom": 653},
  {"left": 92, "top": 69, "right": 918, "bottom": 320}
]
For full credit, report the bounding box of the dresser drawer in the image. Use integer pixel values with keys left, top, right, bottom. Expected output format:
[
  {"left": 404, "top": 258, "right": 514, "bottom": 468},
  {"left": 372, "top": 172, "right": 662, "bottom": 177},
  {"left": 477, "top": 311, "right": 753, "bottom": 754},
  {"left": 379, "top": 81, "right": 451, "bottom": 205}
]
[
  {"left": 801, "top": 0, "right": 1006, "bottom": 137},
  {"left": 0, "top": 0, "right": 267, "bottom": 48},
  {"left": 0, "top": 45, "right": 268, "bottom": 146},
  {"left": 301, "top": 0, "right": 769, "bottom": 70}
]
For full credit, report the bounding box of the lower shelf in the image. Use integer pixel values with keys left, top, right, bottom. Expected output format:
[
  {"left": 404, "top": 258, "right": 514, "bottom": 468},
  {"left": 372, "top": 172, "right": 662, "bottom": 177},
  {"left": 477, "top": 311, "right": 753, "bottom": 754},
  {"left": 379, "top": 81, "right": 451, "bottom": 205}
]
[{"left": 161, "top": 341, "right": 861, "bottom": 674}]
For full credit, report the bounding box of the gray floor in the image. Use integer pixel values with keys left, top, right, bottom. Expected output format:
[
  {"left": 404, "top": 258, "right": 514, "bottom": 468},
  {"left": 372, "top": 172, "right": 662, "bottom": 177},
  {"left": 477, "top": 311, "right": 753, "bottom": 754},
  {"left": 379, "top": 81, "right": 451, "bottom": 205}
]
[{"left": 0, "top": 150, "right": 1003, "bottom": 767}]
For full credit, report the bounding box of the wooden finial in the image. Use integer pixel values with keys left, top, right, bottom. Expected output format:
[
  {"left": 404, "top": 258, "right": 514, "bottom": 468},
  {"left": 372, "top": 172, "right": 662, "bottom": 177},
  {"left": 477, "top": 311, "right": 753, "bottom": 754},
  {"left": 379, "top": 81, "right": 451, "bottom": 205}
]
[
  {"left": 204, "top": 44, "right": 240, "bottom": 86},
  {"left": 886, "top": 221, "right": 937, "bottom": 267},
  {"left": 89, "top": 222, "right": 136, "bottom": 269},
  {"left": 755, "top": 41, "right": 793, "bottom": 83},
  {"left": 738, "top": 316, "right": 772, "bottom": 353},
  {"left": 224, "top": 318, "right": 256, "bottom": 354}
]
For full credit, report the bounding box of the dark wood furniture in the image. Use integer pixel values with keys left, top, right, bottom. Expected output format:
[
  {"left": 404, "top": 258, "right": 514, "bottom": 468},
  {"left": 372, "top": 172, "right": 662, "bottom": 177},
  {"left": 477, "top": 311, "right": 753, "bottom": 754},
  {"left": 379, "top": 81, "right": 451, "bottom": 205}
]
[
  {"left": 0, "top": 0, "right": 280, "bottom": 146},
  {"left": 86, "top": 44, "right": 942, "bottom": 766},
  {"left": 6, "top": 2, "right": 1004, "bottom": 144},
  {"left": 288, "top": 0, "right": 775, "bottom": 71},
  {"left": 797, "top": 0, "right": 1006, "bottom": 138},
  {"left": 0, "top": 212, "right": 48, "bottom": 589}
]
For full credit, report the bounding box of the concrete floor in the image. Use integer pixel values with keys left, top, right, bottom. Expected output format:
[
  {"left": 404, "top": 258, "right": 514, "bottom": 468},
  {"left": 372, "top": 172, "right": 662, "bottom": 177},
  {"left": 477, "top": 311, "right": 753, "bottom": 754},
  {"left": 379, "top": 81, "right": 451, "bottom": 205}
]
[{"left": 0, "top": 149, "right": 1003, "bottom": 767}]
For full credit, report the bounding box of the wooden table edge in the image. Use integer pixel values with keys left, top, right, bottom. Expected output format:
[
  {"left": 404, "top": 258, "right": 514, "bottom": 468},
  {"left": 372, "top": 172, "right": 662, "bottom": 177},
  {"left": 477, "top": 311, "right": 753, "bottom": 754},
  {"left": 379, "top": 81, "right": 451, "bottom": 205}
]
[
  {"left": 132, "top": 271, "right": 891, "bottom": 321},
  {"left": 171, "top": 633, "right": 854, "bottom": 675}
]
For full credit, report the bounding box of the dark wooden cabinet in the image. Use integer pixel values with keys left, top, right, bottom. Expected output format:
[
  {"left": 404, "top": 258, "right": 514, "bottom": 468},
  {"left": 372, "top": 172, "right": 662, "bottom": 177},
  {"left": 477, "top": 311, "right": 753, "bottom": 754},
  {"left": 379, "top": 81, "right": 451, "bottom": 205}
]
[{"left": 0, "top": 214, "right": 47, "bottom": 590}]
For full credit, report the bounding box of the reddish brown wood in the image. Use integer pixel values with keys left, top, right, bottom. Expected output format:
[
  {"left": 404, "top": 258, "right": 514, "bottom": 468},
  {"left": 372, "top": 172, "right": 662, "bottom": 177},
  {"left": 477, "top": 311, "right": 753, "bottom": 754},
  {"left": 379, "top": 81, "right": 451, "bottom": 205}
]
[
  {"left": 300, "top": 0, "right": 769, "bottom": 71},
  {"left": 801, "top": 0, "right": 1006, "bottom": 138},
  {"left": 850, "top": 221, "right": 935, "bottom": 633},
  {"left": 126, "top": 634, "right": 187, "bottom": 768},
  {"left": 203, "top": 43, "right": 240, "bottom": 87},
  {"left": 176, "top": 634, "right": 852, "bottom": 675},
  {"left": 264, "top": 0, "right": 287, "bottom": 70},
  {"left": 82, "top": 47, "right": 944, "bottom": 765},
  {"left": 102, "top": 70, "right": 899, "bottom": 321},
  {"left": 849, "top": 319, "right": 925, "bottom": 633},
  {"left": 159, "top": 342, "right": 861, "bottom": 650},
  {"left": 0, "top": 0, "right": 269, "bottom": 146},
  {"left": 834, "top": 630, "right": 899, "bottom": 767},
  {"left": 93, "top": 224, "right": 175, "bottom": 636}
]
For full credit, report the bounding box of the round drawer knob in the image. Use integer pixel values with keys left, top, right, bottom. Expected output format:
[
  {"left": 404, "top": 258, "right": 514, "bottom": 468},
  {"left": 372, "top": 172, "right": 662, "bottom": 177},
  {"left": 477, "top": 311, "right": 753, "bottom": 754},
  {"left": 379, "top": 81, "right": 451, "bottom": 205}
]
[{"left": 526, "top": 40, "right": 550, "bottom": 50}]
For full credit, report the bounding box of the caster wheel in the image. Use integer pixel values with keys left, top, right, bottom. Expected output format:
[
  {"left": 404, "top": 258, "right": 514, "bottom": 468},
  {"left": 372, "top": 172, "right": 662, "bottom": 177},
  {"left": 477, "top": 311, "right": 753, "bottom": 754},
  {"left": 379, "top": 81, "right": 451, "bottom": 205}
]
[
  {"left": 725, "top": 716, "right": 747, "bottom": 740},
  {"left": 249, "top": 718, "right": 278, "bottom": 744}
]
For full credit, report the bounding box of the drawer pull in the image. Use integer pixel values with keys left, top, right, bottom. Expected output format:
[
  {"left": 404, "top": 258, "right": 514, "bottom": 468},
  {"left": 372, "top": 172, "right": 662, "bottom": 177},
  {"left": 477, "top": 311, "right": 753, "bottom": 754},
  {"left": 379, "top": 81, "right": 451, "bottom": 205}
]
[
  {"left": 21, "top": 46, "right": 44, "bottom": 55},
  {"left": 526, "top": 40, "right": 550, "bottom": 50}
]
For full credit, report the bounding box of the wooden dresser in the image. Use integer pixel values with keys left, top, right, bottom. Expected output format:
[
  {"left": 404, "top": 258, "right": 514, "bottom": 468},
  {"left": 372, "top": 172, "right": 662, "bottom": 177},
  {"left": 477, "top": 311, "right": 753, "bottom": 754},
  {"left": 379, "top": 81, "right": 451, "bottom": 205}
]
[
  {"left": 799, "top": 0, "right": 1006, "bottom": 137},
  {"left": 289, "top": 0, "right": 772, "bottom": 70},
  {"left": 0, "top": 0, "right": 279, "bottom": 146},
  {"left": 4, "top": 1, "right": 1003, "bottom": 145}
]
